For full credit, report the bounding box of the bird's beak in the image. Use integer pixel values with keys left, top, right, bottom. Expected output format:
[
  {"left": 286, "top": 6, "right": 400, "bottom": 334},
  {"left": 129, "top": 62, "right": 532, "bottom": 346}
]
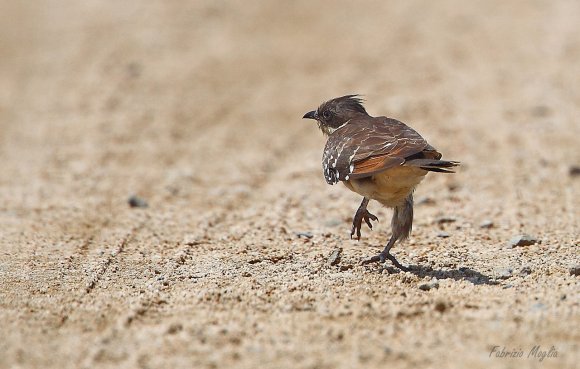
[{"left": 302, "top": 110, "right": 317, "bottom": 120}]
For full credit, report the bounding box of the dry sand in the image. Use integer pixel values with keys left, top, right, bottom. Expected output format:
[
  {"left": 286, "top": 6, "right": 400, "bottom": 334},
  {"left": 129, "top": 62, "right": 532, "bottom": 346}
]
[{"left": 0, "top": 1, "right": 579, "bottom": 368}]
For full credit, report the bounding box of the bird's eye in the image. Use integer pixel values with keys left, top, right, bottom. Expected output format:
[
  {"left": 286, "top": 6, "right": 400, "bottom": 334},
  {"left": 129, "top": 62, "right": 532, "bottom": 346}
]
[{"left": 322, "top": 110, "right": 331, "bottom": 119}]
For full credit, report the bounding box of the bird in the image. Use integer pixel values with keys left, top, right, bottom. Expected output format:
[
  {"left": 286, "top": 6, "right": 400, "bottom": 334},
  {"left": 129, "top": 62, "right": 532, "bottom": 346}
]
[{"left": 303, "top": 95, "right": 459, "bottom": 271}]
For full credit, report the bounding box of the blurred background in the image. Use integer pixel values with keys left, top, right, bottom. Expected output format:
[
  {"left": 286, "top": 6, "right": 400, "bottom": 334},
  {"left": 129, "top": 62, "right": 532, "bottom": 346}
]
[
  {"left": 1, "top": 0, "right": 578, "bottom": 212},
  {"left": 0, "top": 1, "right": 578, "bottom": 368}
]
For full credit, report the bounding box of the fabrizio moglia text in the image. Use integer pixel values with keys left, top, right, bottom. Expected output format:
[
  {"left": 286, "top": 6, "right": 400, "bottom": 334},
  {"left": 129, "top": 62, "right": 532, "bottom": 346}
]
[{"left": 489, "top": 345, "right": 558, "bottom": 362}]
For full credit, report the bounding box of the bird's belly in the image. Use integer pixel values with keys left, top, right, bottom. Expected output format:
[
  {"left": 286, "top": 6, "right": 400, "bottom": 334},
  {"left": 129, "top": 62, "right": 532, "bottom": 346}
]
[{"left": 343, "top": 167, "right": 427, "bottom": 207}]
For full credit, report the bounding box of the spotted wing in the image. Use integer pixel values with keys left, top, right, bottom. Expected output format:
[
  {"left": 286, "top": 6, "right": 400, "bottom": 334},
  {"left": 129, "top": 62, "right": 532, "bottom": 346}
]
[{"left": 322, "top": 117, "right": 429, "bottom": 184}]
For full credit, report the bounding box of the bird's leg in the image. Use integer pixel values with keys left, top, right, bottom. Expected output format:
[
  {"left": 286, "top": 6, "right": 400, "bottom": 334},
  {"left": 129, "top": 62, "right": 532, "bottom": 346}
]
[
  {"left": 350, "top": 197, "right": 379, "bottom": 240},
  {"left": 361, "top": 194, "right": 413, "bottom": 271}
]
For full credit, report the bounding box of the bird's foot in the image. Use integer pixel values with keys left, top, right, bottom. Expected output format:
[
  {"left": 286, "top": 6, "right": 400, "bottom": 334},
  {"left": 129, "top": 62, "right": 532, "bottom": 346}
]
[
  {"left": 350, "top": 209, "right": 378, "bottom": 240},
  {"left": 361, "top": 251, "right": 409, "bottom": 272}
]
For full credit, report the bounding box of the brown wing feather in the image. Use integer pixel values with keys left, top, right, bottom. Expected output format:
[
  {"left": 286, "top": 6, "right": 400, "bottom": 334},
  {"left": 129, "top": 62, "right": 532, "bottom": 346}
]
[
  {"left": 348, "top": 117, "right": 429, "bottom": 177},
  {"left": 322, "top": 116, "right": 432, "bottom": 184},
  {"left": 350, "top": 155, "right": 404, "bottom": 178}
]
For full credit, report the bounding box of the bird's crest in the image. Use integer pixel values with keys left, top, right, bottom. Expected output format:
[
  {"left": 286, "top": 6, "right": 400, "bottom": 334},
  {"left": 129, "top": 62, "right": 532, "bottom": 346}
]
[{"left": 319, "top": 95, "right": 367, "bottom": 116}]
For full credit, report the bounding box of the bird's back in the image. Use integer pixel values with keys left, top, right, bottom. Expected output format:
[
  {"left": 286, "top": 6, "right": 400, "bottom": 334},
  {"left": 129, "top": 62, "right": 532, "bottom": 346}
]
[{"left": 322, "top": 116, "right": 433, "bottom": 184}]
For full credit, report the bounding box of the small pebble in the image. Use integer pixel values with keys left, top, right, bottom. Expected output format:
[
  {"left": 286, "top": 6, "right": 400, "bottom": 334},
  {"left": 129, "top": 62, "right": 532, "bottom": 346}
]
[
  {"left": 447, "top": 183, "right": 460, "bottom": 192},
  {"left": 434, "top": 300, "right": 448, "bottom": 313},
  {"left": 416, "top": 197, "right": 436, "bottom": 206},
  {"left": 495, "top": 267, "right": 513, "bottom": 280},
  {"left": 128, "top": 195, "right": 148, "bottom": 208},
  {"left": 519, "top": 266, "right": 532, "bottom": 276},
  {"left": 435, "top": 216, "right": 456, "bottom": 225},
  {"left": 437, "top": 232, "right": 450, "bottom": 238},
  {"left": 480, "top": 220, "right": 494, "bottom": 229},
  {"left": 339, "top": 264, "right": 353, "bottom": 271},
  {"left": 295, "top": 232, "right": 314, "bottom": 239},
  {"left": 327, "top": 248, "right": 342, "bottom": 267},
  {"left": 530, "top": 302, "right": 547, "bottom": 312},
  {"left": 569, "top": 166, "right": 580, "bottom": 177},
  {"left": 508, "top": 234, "right": 538, "bottom": 247},
  {"left": 418, "top": 280, "right": 439, "bottom": 291},
  {"left": 569, "top": 266, "right": 580, "bottom": 276},
  {"left": 166, "top": 323, "right": 183, "bottom": 334}
]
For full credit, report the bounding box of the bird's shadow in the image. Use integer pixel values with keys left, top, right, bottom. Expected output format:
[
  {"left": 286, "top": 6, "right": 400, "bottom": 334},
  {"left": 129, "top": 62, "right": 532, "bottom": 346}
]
[{"left": 385, "top": 265, "right": 498, "bottom": 285}]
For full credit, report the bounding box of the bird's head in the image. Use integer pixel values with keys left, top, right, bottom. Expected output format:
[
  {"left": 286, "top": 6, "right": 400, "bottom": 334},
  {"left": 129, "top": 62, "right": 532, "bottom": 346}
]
[{"left": 303, "top": 95, "right": 368, "bottom": 135}]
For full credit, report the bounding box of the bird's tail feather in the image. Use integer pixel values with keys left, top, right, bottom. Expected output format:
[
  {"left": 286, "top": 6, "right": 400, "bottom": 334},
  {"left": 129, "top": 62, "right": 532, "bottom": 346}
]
[{"left": 405, "top": 159, "right": 460, "bottom": 173}]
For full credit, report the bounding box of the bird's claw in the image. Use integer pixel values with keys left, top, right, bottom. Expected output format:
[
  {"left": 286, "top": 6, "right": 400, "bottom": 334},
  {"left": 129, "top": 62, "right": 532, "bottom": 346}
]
[
  {"left": 361, "top": 251, "right": 409, "bottom": 271},
  {"left": 350, "top": 209, "right": 379, "bottom": 240}
]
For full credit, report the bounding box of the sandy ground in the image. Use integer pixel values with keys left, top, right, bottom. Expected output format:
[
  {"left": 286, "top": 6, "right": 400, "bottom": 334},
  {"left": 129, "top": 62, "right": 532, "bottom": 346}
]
[{"left": 0, "top": 1, "right": 579, "bottom": 368}]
